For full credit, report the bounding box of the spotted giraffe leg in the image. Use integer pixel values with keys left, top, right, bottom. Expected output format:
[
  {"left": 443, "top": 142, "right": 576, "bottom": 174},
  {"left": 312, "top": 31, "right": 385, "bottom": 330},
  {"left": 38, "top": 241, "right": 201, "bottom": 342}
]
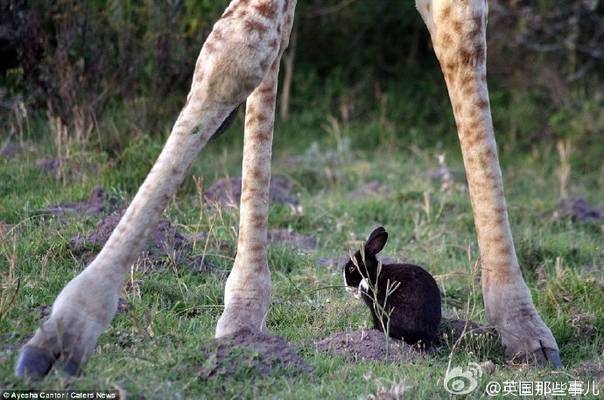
[
  {"left": 416, "top": 0, "right": 561, "bottom": 367},
  {"left": 15, "top": 0, "right": 285, "bottom": 379},
  {"left": 214, "top": 73, "right": 277, "bottom": 337},
  {"left": 216, "top": 0, "right": 297, "bottom": 338}
]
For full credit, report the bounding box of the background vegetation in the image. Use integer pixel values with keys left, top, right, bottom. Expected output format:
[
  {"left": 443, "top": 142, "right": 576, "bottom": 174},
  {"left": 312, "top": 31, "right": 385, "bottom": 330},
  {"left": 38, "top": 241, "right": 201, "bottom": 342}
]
[{"left": 1, "top": 0, "right": 603, "bottom": 398}]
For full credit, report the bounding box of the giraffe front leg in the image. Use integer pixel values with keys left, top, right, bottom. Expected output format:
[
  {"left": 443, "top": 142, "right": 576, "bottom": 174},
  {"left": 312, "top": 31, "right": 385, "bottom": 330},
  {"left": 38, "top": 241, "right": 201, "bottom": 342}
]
[
  {"left": 215, "top": 62, "right": 279, "bottom": 337},
  {"left": 16, "top": 1, "right": 282, "bottom": 379},
  {"left": 216, "top": 0, "right": 296, "bottom": 338},
  {"left": 15, "top": 267, "right": 121, "bottom": 378},
  {"left": 416, "top": 0, "right": 561, "bottom": 367}
]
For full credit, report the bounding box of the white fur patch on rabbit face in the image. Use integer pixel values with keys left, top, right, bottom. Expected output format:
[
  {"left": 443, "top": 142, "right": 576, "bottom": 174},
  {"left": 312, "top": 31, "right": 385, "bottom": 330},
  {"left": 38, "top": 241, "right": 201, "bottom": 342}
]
[
  {"left": 344, "top": 269, "right": 362, "bottom": 299},
  {"left": 359, "top": 278, "right": 369, "bottom": 293},
  {"left": 351, "top": 279, "right": 369, "bottom": 299},
  {"left": 345, "top": 283, "right": 368, "bottom": 300}
]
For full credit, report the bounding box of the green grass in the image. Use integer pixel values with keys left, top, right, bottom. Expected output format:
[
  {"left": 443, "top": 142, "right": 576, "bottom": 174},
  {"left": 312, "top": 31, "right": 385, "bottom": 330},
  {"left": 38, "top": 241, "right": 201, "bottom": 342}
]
[{"left": 0, "top": 91, "right": 603, "bottom": 399}]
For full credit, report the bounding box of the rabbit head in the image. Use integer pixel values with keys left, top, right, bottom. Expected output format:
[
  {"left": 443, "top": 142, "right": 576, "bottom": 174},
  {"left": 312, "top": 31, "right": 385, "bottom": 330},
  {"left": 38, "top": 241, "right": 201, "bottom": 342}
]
[{"left": 343, "top": 227, "right": 388, "bottom": 292}]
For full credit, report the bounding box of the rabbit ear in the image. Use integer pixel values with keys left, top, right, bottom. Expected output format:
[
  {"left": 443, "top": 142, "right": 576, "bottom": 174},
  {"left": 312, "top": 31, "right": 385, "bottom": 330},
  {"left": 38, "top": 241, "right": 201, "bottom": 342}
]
[{"left": 365, "top": 227, "right": 388, "bottom": 255}]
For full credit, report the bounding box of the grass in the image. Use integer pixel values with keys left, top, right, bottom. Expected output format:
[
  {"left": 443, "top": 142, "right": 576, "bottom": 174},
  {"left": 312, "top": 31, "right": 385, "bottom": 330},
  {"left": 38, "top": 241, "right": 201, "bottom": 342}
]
[{"left": 0, "top": 85, "right": 603, "bottom": 399}]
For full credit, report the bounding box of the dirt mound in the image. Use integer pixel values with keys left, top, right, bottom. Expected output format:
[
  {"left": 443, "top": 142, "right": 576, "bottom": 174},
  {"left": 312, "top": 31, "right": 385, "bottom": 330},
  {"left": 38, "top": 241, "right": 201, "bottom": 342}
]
[
  {"left": 63, "top": 189, "right": 317, "bottom": 270},
  {"left": 268, "top": 229, "right": 317, "bottom": 251},
  {"left": 558, "top": 198, "right": 604, "bottom": 223},
  {"left": 315, "top": 329, "right": 418, "bottom": 363},
  {"left": 36, "top": 157, "right": 100, "bottom": 181},
  {"left": 204, "top": 176, "right": 298, "bottom": 207},
  {"left": 199, "top": 330, "right": 311, "bottom": 378},
  {"left": 69, "top": 209, "right": 213, "bottom": 272},
  {"left": 70, "top": 209, "right": 187, "bottom": 255},
  {"left": 348, "top": 181, "right": 393, "bottom": 200},
  {"left": 68, "top": 211, "right": 318, "bottom": 270},
  {"left": 43, "top": 186, "right": 118, "bottom": 216},
  {"left": 316, "top": 319, "right": 494, "bottom": 363},
  {"left": 36, "top": 157, "right": 63, "bottom": 174}
]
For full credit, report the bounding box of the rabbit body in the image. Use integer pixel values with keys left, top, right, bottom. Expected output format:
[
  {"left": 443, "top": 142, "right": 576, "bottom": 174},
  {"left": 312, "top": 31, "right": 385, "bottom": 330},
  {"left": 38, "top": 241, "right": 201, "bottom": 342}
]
[{"left": 343, "top": 227, "right": 441, "bottom": 344}]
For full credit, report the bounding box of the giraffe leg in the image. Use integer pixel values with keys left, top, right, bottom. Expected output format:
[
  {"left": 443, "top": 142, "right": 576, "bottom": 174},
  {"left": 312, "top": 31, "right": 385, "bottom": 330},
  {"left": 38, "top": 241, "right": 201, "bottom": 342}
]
[
  {"left": 416, "top": 0, "right": 561, "bottom": 367},
  {"left": 215, "top": 72, "right": 277, "bottom": 337},
  {"left": 216, "top": 0, "right": 297, "bottom": 338},
  {"left": 15, "top": 0, "right": 283, "bottom": 379}
]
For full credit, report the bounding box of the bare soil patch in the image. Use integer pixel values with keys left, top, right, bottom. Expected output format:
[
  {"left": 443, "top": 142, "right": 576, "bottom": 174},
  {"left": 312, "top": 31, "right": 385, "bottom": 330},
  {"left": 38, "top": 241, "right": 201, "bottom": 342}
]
[
  {"left": 348, "top": 181, "right": 393, "bottom": 200},
  {"left": 69, "top": 209, "right": 186, "bottom": 255},
  {"left": 36, "top": 157, "right": 63, "bottom": 174},
  {"left": 199, "top": 329, "right": 311, "bottom": 378},
  {"left": 315, "top": 329, "right": 418, "bottom": 363},
  {"left": 68, "top": 209, "right": 213, "bottom": 272},
  {"left": 58, "top": 187, "right": 317, "bottom": 271},
  {"left": 68, "top": 211, "right": 317, "bottom": 271},
  {"left": 268, "top": 228, "right": 317, "bottom": 251},
  {"left": 558, "top": 198, "right": 604, "bottom": 223},
  {"left": 36, "top": 157, "right": 99, "bottom": 181},
  {"left": 316, "top": 319, "right": 495, "bottom": 363},
  {"left": 204, "top": 176, "right": 298, "bottom": 207},
  {"left": 43, "top": 186, "right": 118, "bottom": 217}
]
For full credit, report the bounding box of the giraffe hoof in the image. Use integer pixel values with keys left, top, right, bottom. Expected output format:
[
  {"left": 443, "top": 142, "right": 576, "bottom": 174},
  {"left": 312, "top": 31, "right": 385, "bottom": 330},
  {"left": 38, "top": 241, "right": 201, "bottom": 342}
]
[
  {"left": 511, "top": 346, "right": 563, "bottom": 369},
  {"left": 15, "top": 344, "right": 82, "bottom": 380},
  {"left": 61, "top": 359, "right": 81, "bottom": 376},
  {"left": 15, "top": 345, "right": 54, "bottom": 379},
  {"left": 531, "top": 347, "right": 563, "bottom": 369}
]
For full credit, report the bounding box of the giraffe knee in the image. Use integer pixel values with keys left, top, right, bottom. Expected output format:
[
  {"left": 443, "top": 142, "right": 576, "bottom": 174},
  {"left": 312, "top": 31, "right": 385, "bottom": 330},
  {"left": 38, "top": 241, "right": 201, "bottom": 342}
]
[
  {"left": 192, "top": 15, "right": 280, "bottom": 105},
  {"left": 204, "top": 50, "right": 265, "bottom": 105}
]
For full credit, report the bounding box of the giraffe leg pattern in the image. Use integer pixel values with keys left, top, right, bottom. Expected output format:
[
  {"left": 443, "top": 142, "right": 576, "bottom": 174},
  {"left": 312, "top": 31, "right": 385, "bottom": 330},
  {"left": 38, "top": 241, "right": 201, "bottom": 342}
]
[
  {"left": 214, "top": 73, "right": 278, "bottom": 337},
  {"left": 15, "top": 0, "right": 287, "bottom": 379},
  {"left": 216, "top": 0, "right": 297, "bottom": 337},
  {"left": 416, "top": 0, "right": 560, "bottom": 367}
]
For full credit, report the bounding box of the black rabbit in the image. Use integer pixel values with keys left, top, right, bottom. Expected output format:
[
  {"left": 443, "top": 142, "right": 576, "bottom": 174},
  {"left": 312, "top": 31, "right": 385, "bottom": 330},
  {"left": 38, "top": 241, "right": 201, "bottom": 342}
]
[{"left": 343, "top": 227, "right": 442, "bottom": 345}]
